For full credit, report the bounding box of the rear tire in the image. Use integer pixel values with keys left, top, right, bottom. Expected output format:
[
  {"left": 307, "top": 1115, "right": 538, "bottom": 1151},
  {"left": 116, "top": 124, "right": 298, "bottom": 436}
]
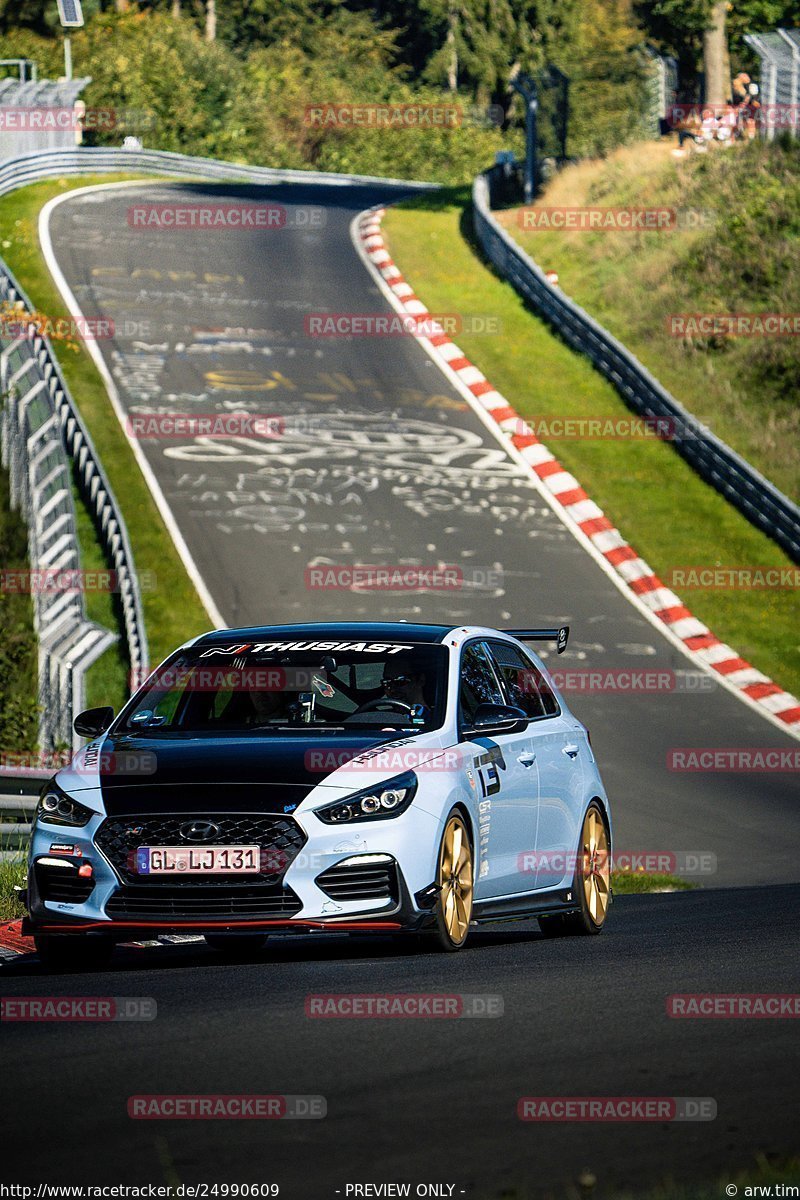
[
  {"left": 538, "top": 802, "right": 611, "bottom": 938},
  {"left": 203, "top": 933, "right": 268, "bottom": 955},
  {"left": 424, "top": 811, "right": 474, "bottom": 952},
  {"left": 34, "top": 934, "right": 114, "bottom": 971}
]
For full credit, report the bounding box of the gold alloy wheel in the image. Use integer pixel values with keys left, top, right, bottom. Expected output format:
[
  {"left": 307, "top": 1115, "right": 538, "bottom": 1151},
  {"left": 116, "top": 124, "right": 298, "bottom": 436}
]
[
  {"left": 580, "top": 806, "right": 611, "bottom": 926},
  {"left": 438, "top": 814, "right": 474, "bottom": 944}
]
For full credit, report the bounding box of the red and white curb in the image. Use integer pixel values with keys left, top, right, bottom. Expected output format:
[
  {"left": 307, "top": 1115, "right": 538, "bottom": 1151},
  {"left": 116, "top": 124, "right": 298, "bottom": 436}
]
[
  {"left": 0, "top": 918, "right": 205, "bottom": 961},
  {"left": 354, "top": 207, "right": 800, "bottom": 738},
  {"left": 0, "top": 920, "right": 34, "bottom": 960}
]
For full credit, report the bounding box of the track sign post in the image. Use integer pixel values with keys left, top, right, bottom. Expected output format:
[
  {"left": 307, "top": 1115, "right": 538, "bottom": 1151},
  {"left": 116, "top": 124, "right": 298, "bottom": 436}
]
[
  {"left": 57, "top": 0, "right": 84, "bottom": 26},
  {"left": 56, "top": 0, "right": 83, "bottom": 83}
]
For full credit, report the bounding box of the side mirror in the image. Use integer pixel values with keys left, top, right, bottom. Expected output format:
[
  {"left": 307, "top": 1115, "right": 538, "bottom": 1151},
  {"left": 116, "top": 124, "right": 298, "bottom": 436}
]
[
  {"left": 469, "top": 702, "right": 528, "bottom": 736},
  {"left": 73, "top": 706, "right": 114, "bottom": 738}
]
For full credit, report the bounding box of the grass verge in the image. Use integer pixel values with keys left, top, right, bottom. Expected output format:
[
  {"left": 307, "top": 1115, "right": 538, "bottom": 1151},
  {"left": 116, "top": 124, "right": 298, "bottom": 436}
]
[
  {"left": 382, "top": 187, "right": 799, "bottom": 701},
  {"left": 496, "top": 138, "right": 799, "bottom": 503},
  {"left": 0, "top": 855, "right": 26, "bottom": 924},
  {"left": 611, "top": 870, "right": 694, "bottom": 894},
  {"left": 0, "top": 175, "right": 213, "bottom": 708},
  {"left": 483, "top": 1155, "right": 800, "bottom": 1200}
]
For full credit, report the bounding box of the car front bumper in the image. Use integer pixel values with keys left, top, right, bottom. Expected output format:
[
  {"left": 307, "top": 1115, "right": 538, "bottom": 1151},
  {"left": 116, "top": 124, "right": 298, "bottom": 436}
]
[{"left": 25, "top": 802, "right": 443, "bottom": 938}]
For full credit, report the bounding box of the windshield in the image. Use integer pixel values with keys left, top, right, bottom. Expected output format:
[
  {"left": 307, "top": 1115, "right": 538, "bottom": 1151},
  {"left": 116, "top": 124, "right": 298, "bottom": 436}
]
[{"left": 118, "top": 638, "right": 448, "bottom": 734}]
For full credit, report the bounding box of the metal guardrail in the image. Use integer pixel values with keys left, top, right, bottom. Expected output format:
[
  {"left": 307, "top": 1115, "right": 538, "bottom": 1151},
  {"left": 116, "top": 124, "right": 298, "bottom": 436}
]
[
  {"left": 472, "top": 166, "right": 800, "bottom": 562},
  {"left": 0, "top": 259, "right": 148, "bottom": 750},
  {"left": 0, "top": 146, "right": 436, "bottom": 754},
  {"left": 745, "top": 29, "right": 800, "bottom": 141},
  {"left": 0, "top": 146, "right": 440, "bottom": 200},
  {"left": 0, "top": 767, "right": 46, "bottom": 860}
]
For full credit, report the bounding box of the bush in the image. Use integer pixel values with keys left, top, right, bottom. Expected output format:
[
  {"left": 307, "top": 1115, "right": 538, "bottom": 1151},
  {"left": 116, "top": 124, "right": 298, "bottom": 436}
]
[{"left": 0, "top": 11, "right": 512, "bottom": 183}]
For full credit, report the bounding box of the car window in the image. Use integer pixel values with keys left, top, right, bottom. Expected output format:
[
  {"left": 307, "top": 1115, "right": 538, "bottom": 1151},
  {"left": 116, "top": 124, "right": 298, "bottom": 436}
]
[
  {"left": 488, "top": 640, "right": 559, "bottom": 718},
  {"left": 459, "top": 642, "right": 504, "bottom": 726},
  {"left": 118, "top": 642, "right": 448, "bottom": 733}
]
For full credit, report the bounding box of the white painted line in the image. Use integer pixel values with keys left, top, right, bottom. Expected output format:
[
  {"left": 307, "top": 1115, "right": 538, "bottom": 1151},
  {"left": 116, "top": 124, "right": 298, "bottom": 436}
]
[{"left": 40, "top": 180, "right": 227, "bottom": 630}]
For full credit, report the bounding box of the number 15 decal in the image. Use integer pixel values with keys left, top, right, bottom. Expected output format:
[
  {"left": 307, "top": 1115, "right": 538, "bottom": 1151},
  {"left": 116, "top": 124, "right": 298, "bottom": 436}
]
[{"left": 474, "top": 746, "right": 503, "bottom": 797}]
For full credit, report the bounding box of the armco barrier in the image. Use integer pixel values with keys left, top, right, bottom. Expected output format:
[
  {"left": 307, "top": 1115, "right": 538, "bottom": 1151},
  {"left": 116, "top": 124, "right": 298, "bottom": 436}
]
[
  {"left": 0, "top": 767, "right": 48, "bottom": 861},
  {"left": 0, "top": 258, "right": 147, "bottom": 749},
  {"left": 0, "top": 146, "right": 439, "bottom": 200},
  {"left": 0, "top": 146, "right": 434, "bottom": 752},
  {"left": 472, "top": 166, "right": 800, "bottom": 563}
]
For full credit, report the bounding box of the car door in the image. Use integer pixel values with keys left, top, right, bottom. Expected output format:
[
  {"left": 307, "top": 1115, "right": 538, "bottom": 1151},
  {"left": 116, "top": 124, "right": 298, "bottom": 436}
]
[
  {"left": 459, "top": 641, "right": 540, "bottom": 900},
  {"left": 501, "top": 647, "right": 586, "bottom": 892}
]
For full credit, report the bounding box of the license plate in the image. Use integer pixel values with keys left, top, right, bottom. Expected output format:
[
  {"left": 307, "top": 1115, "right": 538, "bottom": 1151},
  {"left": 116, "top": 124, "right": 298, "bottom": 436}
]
[{"left": 136, "top": 845, "right": 260, "bottom": 875}]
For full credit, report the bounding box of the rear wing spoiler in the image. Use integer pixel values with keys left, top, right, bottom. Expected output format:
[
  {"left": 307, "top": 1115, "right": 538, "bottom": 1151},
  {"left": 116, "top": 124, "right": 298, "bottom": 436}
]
[{"left": 504, "top": 626, "right": 570, "bottom": 654}]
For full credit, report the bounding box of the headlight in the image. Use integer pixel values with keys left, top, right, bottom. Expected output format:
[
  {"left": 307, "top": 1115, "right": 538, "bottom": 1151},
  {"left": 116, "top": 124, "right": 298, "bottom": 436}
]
[
  {"left": 315, "top": 771, "right": 418, "bottom": 824},
  {"left": 36, "top": 785, "right": 94, "bottom": 828}
]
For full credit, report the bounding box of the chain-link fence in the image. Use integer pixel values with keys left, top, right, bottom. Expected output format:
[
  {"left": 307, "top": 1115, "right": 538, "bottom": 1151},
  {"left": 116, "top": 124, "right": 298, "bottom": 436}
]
[
  {"left": 744, "top": 29, "right": 800, "bottom": 139},
  {"left": 645, "top": 49, "right": 679, "bottom": 136},
  {"left": 0, "top": 75, "right": 91, "bottom": 160}
]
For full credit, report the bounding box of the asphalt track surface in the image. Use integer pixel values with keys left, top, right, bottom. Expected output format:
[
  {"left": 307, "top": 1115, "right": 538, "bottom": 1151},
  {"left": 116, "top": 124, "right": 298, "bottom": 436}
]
[
  {"left": 2, "top": 888, "right": 799, "bottom": 1196},
  {"left": 44, "top": 179, "right": 798, "bottom": 887},
  {"left": 3, "top": 178, "right": 797, "bottom": 1195}
]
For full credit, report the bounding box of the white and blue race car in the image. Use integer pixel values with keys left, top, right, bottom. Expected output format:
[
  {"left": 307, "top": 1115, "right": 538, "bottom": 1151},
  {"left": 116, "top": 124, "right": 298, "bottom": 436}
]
[{"left": 25, "top": 622, "right": 612, "bottom": 966}]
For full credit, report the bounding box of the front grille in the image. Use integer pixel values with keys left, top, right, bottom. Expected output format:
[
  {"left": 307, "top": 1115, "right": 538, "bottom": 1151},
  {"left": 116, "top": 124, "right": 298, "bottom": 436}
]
[
  {"left": 95, "top": 813, "right": 306, "bottom": 886},
  {"left": 36, "top": 862, "right": 95, "bottom": 904},
  {"left": 105, "top": 883, "right": 302, "bottom": 921},
  {"left": 316, "top": 857, "right": 399, "bottom": 903}
]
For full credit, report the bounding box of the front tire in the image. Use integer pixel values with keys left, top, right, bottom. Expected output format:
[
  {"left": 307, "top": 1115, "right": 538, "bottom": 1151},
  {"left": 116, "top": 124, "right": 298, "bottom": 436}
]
[
  {"left": 538, "top": 802, "right": 611, "bottom": 937},
  {"left": 34, "top": 934, "right": 114, "bottom": 971},
  {"left": 425, "top": 811, "right": 474, "bottom": 952}
]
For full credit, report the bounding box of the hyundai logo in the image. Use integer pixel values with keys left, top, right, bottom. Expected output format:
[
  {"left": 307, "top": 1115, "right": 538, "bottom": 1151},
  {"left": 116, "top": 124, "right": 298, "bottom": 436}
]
[{"left": 179, "top": 820, "right": 221, "bottom": 843}]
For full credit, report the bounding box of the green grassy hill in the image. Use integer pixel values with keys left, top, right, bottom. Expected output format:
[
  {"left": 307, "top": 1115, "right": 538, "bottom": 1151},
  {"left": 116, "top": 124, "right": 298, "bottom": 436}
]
[{"left": 496, "top": 137, "right": 799, "bottom": 502}]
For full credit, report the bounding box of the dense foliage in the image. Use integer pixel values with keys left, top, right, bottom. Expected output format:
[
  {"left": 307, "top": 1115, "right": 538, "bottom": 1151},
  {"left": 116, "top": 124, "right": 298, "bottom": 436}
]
[{"left": 2, "top": 0, "right": 799, "bottom": 179}]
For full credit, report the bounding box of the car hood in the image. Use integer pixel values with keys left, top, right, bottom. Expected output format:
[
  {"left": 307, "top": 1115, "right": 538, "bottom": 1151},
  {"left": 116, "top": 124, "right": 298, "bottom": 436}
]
[{"left": 59, "top": 731, "right": 403, "bottom": 815}]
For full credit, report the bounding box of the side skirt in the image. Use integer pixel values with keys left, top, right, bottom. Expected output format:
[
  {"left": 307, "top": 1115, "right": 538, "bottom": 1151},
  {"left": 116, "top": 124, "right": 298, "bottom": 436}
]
[{"left": 472, "top": 888, "right": 579, "bottom": 925}]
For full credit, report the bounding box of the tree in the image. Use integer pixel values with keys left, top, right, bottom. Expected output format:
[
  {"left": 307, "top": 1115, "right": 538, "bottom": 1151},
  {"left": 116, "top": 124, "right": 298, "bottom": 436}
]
[
  {"left": 636, "top": 0, "right": 800, "bottom": 97},
  {"left": 703, "top": 0, "right": 729, "bottom": 102}
]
